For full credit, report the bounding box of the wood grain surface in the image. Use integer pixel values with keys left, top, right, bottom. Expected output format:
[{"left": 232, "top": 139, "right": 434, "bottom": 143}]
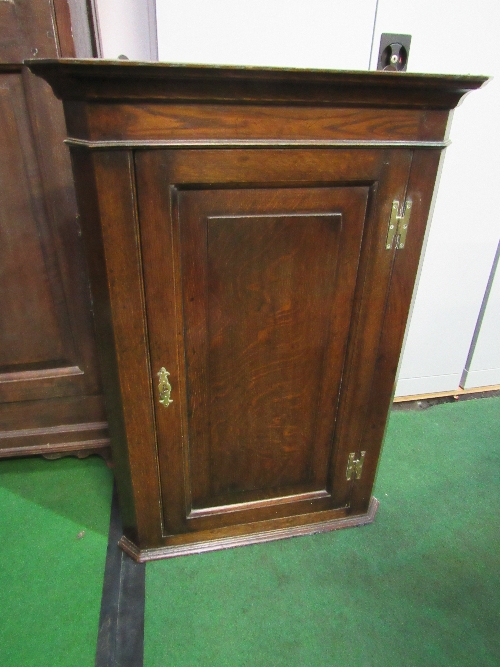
[
  {"left": 0, "top": 2, "right": 106, "bottom": 458},
  {"left": 28, "top": 60, "right": 486, "bottom": 556}
]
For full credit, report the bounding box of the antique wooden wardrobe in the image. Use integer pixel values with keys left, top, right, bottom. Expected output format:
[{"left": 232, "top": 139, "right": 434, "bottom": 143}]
[
  {"left": 28, "top": 60, "right": 485, "bottom": 559},
  {"left": 0, "top": 1, "right": 108, "bottom": 459}
]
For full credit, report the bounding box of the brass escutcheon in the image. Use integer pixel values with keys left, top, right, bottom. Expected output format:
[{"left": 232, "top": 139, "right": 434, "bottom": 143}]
[{"left": 157, "top": 367, "right": 173, "bottom": 407}]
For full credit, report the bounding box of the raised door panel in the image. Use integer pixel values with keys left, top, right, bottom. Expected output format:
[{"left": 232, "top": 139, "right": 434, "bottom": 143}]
[
  {"left": 135, "top": 148, "right": 412, "bottom": 542},
  {"left": 179, "top": 187, "right": 368, "bottom": 519},
  {"left": 0, "top": 73, "right": 97, "bottom": 405},
  {"left": 0, "top": 83, "right": 68, "bottom": 368}
]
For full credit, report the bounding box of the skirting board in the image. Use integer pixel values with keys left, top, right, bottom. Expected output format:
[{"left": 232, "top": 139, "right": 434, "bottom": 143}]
[
  {"left": 393, "top": 384, "right": 500, "bottom": 403},
  {"left": 119, "top": 497, "right": 380, "bottom": 562}
]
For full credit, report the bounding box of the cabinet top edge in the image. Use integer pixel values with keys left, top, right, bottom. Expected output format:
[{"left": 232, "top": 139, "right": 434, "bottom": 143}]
[{"left": 25, "top": 59, "right": 489, "bottom": 110}]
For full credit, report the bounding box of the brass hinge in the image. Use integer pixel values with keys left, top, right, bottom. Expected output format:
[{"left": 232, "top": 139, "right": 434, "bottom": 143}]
[
  {"left": 386, "top": 199, "right": 412, "bottom": 250},
  {"left": 346, "top": 451, "right": 366, "bottom": 481}
]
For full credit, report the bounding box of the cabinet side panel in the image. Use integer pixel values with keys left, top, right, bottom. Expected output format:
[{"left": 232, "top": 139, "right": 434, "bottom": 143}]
[
  {"left": 351, "top": 149, "right": 443, "bottom": 512},
  {"left": 70, "top": 148, "right": 144, "bottom": 541},
  {"left": 329, "top": 149, "right": 414, "bottom": 508}
]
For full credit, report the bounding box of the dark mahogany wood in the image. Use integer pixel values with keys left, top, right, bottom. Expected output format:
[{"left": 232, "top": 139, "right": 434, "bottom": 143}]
[
  {"left": 0, "top": 4, "right": 107, "bottom": 459},
  {"left": 27, "top": 59, "right": 487, "bottom": 559},
  {"left": 27, "top": 59, "right": 485, "bottom": 107}
]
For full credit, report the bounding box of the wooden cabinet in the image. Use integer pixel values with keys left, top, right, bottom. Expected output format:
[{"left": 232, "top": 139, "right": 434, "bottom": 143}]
[
  {"left": 29, "top": 60, "right": 485, "bottom": 559},
  {"left": 0, "top": 2, "right": 108, "bottom": 458}
]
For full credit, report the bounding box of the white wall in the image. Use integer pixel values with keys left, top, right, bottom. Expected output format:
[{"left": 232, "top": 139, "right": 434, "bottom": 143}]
[
  {"left": 369, "top": 0, "right": 500, "bottom": 397},
  {"left": 93, "top": 0, "right": 157, "bottom": 60},
  {"left": 462, "top": 241, "right": 500, "bottom": 388},
  {"left": 156, "top": 0, "right": 377, "bottom": 70}
]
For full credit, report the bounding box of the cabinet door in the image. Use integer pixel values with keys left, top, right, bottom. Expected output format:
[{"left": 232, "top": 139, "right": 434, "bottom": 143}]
[{"left": 135, "top": 148, "right": 411, "bottom": 540}]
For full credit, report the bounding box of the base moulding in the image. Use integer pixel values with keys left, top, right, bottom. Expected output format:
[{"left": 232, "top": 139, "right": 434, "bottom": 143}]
[{"left": 119, "top": 496, "right": 380, "bottom": 562}]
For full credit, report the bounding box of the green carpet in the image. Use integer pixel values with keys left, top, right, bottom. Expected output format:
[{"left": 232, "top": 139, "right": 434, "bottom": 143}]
[
  {"left": 145, "top": 397, "right": 500, "bottom": 667},
  {"left": 0, "top": 455, "right": 113, "bottom": 667}
]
